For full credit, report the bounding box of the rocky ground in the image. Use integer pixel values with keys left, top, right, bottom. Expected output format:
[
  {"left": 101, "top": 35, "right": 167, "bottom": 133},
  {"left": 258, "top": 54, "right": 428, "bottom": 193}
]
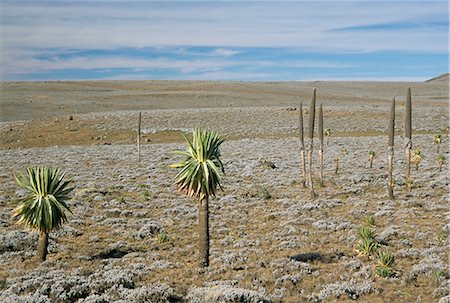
[{"left": 0, "top": 80, "right": 448, "bottom": 302}]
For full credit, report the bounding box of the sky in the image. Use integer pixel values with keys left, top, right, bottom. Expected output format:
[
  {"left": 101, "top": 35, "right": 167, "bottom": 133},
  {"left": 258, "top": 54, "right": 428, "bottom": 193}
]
[{"left": 0, "top": 0, "right": 448, "bottom": 81}]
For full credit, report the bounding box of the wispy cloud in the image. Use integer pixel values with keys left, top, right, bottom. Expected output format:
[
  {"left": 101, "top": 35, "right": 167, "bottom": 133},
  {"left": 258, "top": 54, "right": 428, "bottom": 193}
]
[
  {"left": 210, "top": 48, "right": 242, "bottom": 57},
  {"left": 0, "top": 1, "right": 447, "bottom": 81}
]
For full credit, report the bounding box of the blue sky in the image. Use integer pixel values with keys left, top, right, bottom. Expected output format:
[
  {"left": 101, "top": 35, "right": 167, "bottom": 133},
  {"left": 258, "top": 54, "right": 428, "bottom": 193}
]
[{"left": 0, "top": 1, "right": 448, "bottom": 81}]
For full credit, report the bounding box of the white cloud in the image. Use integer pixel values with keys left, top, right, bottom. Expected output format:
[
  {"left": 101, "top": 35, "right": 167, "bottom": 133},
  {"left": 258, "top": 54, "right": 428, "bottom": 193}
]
[
  {"left": 0, "top": 1, "right": 447, "bottom": 80},
  {"left": 1, "top": 49, "right": 356, "bottom": 78},
  {"left": 210, "top": 48, "right": 242, "bottom": 57},
  {"left": 1, "top": 1, "right": 447, "bottom": 52}
]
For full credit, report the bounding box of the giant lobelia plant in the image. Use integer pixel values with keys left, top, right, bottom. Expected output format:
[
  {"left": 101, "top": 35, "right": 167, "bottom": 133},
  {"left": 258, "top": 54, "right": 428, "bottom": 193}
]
[
  {"left": 170, "top": 128, "right": 225, "bottom": 267},
  {"left": 387, "top": 98, "right": 395, "bottom": 199},
  {"left": 307, "top": 88, "right": 317, "bottom": 199},
  {"left": 298, "top": 101, "right": 306, "bottom": 188},
  {"left": 318, "top": 103, "right": 324, "bottom": 187},
  {"left": 13, "top": 166, "right": 74, "bottom": 262},
  {"left": 404, "top": 88, "right": 412, "bottom": 179}
]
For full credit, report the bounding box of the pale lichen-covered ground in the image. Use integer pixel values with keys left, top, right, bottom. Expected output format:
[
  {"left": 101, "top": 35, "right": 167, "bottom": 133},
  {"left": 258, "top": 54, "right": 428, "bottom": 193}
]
[{"left": 0, "top": 80, "right": 448, "bottom": 302}]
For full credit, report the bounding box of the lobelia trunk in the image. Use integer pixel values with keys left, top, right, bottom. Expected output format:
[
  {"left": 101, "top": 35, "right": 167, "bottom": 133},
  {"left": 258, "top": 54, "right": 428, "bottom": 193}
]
[
  {"left": 369, "top": 157, "right": 373, "bottom": 168},
  {"left": 388, "top": 97, "right": 395, "bottom": 200},
  {"left": 36, "top": 232, "right": 49, "bottom": 262},
  {"left": 300, "top": 150, "right": 306, "bottom": 188},
  {"left": 335, "top": 157, "right": 339, "bottom": 175},
  {"left": 299, "top": 101, "right": 306, "bottom": 188},
  {"left": 404, "top": 88, "right": 412, "bottom": 179},
  {"left": 198, "top": 196, "right": 209, "bottom": 267},
  {"left": 318, "top": 103, "right": 324, "bottom": 187},
  {"left": 307, "top": 88, "right": 317, "bottom": 199}
]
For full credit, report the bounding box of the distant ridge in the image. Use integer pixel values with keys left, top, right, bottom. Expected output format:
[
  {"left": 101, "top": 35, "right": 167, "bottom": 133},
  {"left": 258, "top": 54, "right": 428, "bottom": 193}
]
[{"left": 425, "top": 73, "right": 449, "bottom": 83}]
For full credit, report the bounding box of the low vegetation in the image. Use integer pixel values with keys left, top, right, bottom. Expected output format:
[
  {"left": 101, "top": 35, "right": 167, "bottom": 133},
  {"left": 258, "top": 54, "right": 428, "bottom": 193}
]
[{"left": 0, "top": 83, "right": 448, "bottom": 302}]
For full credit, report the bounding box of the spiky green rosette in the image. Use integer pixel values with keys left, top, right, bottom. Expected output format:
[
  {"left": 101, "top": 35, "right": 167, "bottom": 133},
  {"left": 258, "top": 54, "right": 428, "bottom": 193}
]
[
  {"left": 170, "top": 129, "right": 225, "bottom": 200},
  {"left": 13, "top": 166, "right": 74, "bottom": 234}
]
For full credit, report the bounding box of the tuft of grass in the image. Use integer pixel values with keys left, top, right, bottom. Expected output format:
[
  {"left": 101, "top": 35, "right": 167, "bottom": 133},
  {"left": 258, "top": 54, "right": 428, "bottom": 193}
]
[
  {"left": 156, "top": 232, "right": 169, "bottom": 243},
  {"left": 142, "top": 191, "right": 149, "bottom": 200},
  {"left": 375, "top": 250, "right": 396, "bottom": 278},
  {"left": 355, "top": 238, "right": 377, "bottom": 257},
  {"left": 363, "top": 216, "right": 375, "bottom": 227},
  {"left": 433, "top": 270, "right": 447, "bottom": 285},
  {"left": 377, "top": 250, "right": 395, "bottom": 268},
  {"left": 376, "top": 266, "right": 395, "bottom": 278},
  {"left": 437, "top": 231, "right": 448, "bottom": 243},
  {"left": 357, "top": 227, "right": 376, "bottom": 241}
]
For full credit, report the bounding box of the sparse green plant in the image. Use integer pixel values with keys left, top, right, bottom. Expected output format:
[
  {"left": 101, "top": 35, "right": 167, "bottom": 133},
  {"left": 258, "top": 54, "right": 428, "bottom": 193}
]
[
  {"left": 377, "top": 250, "right": 395, "bottom": 268},
  {"left": 355, "top": 225, "right": 378, "bottom": 257},
  {"left": 437, "top": 155, "right": 446, "bottom": 172},
  {"left": 13, "top": 166, "right": 74, "bottom": 262},
  {"left": 433, "top": 133, "right": 442, "bottom": 154},
  {"left": 325, "top": 128, "right": 331, "bottom": 145},
  {"left": 437, "top": 231, "right": 448, "bottom": 243},
  {"left": 375, "top": 250, "right": 396, "bottom": 278},
  {"left": 412, "top": 148, "right": 422, "bottom": 171},
  {"left": 356, "top": 238, "right": 378, "bottom": 257},
  {"left": 406, "top": 178, "right": 414, "bottom": 192},
  {"left": 357, "top": 226, "right": 376, "bottom": 241},
  {"left": 363, "top": 216, "right": 375, "bottom": 227},
  {"left": 170, "top": 128, "right": 225, "bottom": 267},
  {"left": 433, "top": 270, "right": 447, "bottom": 285},
  {"left": 156, "top": 232, "right": 169, "bottom": 243},
  {"left": 118, "top": 196, "right": 126, "bottom": 204},
  {"left": 376, "top": 265, "right": 395, "bottom": 278},
  {"left": 368, "top": 150, "right": 376, "bottom": 168},
  {"left": 142, "top": 191, "right": 149, "bottom": 200}
]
